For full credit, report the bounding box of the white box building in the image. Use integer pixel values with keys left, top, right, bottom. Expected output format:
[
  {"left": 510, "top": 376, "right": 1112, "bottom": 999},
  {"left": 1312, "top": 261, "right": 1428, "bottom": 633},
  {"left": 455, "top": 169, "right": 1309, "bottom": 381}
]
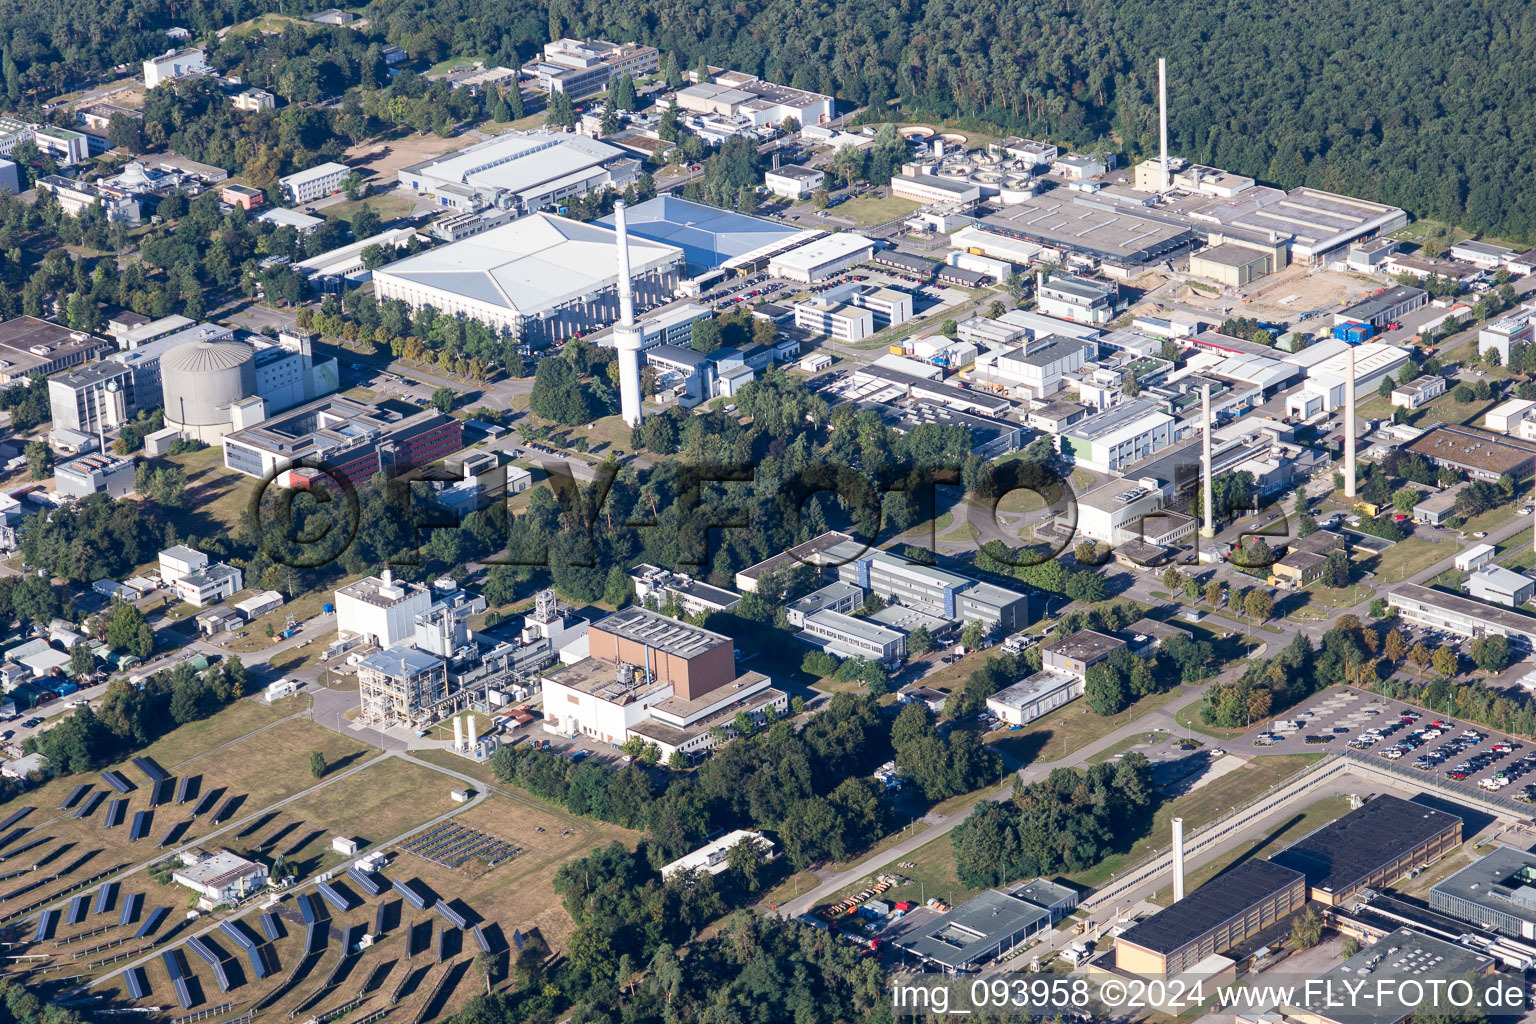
[
  {"left": 159, "top": 545, "right": 209, "bottom": 585},
  {"left": 172, "top": 850, "right": 268, "bottom": 905},
  {"left": 143, "top": 47, "right": 208, "bottom": 89},
  {"left": 1455, "top": 545, "right": 1496, "bottom": 572},
  {"left": 769, "top": 233, "right": 875, "bottom": 283},
  {"left": 279, "top": 162, "right": 349, "bottom": 205},
  {"left": 985, "top": 670, "right": 1083, "bottom": 726},
  {"left": 793, "top": 300, "right": 873, "bottom": 342},
  {"left": 335, "top": 570, "right": 433, "bottom": 648}
]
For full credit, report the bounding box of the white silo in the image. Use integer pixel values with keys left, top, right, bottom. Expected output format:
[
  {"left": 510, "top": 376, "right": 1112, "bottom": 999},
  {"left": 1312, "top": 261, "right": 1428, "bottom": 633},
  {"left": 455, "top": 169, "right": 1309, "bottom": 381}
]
[
  {"left": 161, "top": 339, "right": 258, "bottom": 442},
  {"left": 611, "top": 201, "right": 644, "bottom": 428}
]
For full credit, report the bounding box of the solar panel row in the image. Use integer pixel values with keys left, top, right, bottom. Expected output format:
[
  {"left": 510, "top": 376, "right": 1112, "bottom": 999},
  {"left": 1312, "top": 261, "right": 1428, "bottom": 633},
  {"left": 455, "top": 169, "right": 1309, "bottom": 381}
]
[
  {"left": 119, "top": 892, "right": 143, "bottom": 926},
  {"left": 129, "top": 810, "right": 151, "bottom": 841},
  {"left": 59, "top": 785, "right": 88, "bottom": 810},
  {"left": 64, "top": 894, "right": 87, "bottom": 925},
  {"left": 99, "top": 770, "right": 134, "bottom": 794},
  {"left": 125, "top": 966, "right": 148, "bottom": 1000},
  {"left": 260, "top": 912, "right": 281, "bottom": 942},
  {"left": 132, "top": 756, "right": 169, "bottom": 783},
  {"left": 33, "top": 909, "right": 56, "bottom": 942},
  {"left": 0, "top": 806, "right": 34, "bottom": 831},
  {"left": 93, "top": 880, "right": 118, "bottom": 915},
  {"left": 136, "top": 906, "right": 169, "bottom": 938},
  {"left": 103, "top": 798, "right": 128, "bottom": 828}
]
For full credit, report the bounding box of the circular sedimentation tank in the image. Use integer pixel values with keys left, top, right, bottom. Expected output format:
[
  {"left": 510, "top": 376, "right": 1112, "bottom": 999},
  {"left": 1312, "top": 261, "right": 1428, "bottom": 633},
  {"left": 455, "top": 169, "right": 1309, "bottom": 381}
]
[{"left": 900, "top": 126, "right": 935, "bottom": 139}]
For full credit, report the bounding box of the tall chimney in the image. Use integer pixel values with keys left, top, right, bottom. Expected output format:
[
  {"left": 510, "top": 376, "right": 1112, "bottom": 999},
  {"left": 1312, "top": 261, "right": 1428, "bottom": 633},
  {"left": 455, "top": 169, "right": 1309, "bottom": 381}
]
[
  {"left": 1200, "top": 383, "right": 1215, "bottom": 538},
  {"left": 611, "top": 200, "right": 644, "bottom": 428},
  {"left": 1172, "top": 817, "right": 1186, "bottom": 902},
  {"left": 452, "top": 715, "right": 464, "bottom": 752},
  {"left": 1158, "top": 58, "right": 1170, "bottom": 191},
  {"left": 1344, "top": 345, "right": 1357, "bottom": 499}
]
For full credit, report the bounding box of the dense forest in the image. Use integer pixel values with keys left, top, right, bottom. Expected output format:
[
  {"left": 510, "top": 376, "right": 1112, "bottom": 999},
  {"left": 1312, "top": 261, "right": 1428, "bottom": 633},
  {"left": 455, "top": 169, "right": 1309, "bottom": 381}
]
[
  {"left": 363, "top": 0, "right": 1536, "bottom": 240},
  {"left": 6, "top": 0, "right": 1536, "bottom": 236}
]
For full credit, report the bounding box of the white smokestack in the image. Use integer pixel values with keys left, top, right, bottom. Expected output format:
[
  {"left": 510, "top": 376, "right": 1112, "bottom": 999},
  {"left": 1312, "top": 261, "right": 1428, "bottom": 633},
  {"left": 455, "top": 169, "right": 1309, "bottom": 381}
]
[
  {"left": 1344, "top": 345, "right": 1357, "bottom": 499},
  {"left": 467, "top": 715, "right": 478, "bottom": 750},
  {"left": 1200, "top": 383, "right": 1214, "bottom": 538},
  {"left": 611, "top": 200, "right": 644, "bottom": 428},
  {"left": 1172, "top": 817, "right": 1186, "bottom": 902},
  {"left": 1158, "top": 58, "right": 1170, "bottom": 191},
  {"left": 452, "top": 716, "right": 464, "bottom": 752}
]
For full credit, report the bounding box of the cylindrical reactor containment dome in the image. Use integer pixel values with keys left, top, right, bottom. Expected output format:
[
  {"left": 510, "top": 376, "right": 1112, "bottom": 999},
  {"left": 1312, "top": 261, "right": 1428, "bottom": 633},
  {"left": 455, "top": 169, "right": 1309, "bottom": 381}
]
[{"left": 160, "top": 340, "right": 258, "bottom": 435}]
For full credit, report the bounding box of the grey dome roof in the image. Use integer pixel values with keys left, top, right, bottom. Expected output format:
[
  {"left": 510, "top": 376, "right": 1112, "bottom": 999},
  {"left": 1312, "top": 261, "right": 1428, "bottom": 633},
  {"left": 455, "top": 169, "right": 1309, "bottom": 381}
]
[{"left": 161, "top": 339, "right": 255, "bottom": 374}]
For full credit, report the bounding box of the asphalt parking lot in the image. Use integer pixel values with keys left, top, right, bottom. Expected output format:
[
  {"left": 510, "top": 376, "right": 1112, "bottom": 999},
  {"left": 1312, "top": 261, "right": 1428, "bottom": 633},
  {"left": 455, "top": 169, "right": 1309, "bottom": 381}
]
[{"left": 1251, "top": 685, "right": 1536, "bottom": 807}]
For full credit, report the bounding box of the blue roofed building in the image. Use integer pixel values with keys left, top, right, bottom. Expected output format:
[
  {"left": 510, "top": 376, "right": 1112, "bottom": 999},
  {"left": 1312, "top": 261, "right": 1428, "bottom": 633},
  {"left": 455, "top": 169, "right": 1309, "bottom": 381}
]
[{"left": 598, "top": 196, "right": 817, "bottom": 275}]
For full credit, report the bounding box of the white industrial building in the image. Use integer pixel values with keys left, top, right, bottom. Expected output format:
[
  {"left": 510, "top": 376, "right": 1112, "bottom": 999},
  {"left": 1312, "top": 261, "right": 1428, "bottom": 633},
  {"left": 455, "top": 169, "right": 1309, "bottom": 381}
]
[
  {"left": 1058, "top": 399, "right": 1175, "bottom": 473},
  {"left": 173, "top": 563, "right": 243, "bottom": 607},
  {"left": 1467, "top": 565, "right": 1535, "bottom": 608},
  {"left": 985, "top": 670, "right": 1083, "bottom": 726},
  {"left": 159, "top": 545, "right": 209, "bottom": 584},
  {"left": 1390, "top": 375, "right": 1447, "bottom": 410},
  {"left": 172, "top": 850, "right": 268, "bottom": 906},
  {"left": 156, "top": 330, "right": 336, "bottom": 442},
  {"left": 109, "top": 321, "right": 233, "bottom": 410},
  {"left": 1479, "top": 310, "right": 1536, "bottom": 365},
  {"left": 336, "top": 571, "right": 434, "bottom": 648},
  {"left": 976, "top": 334, "right": 1095, "bottom": 400},
  {"left": 768, "top": 233, "right": 875, "bottom": 283},
  {"left": 661, "top": 831, "right": 774, "bottom": 880},
  {"left": 1036, "top": 272, "right": 1123, "bottom": 325},
  {"left": 278, "top": 162, "right": 349, "bottom": 205},
  {"left": 143, "top": 47, "right": 209, "bottom": 88},
  {"left": 293, "top": 226, "right": 418, "bottom": 290},
  {"left": 673, "top": 74, "right": 833, "bottom": 129},
  {"left": 48, "top": 362, "right": 136, "bottom": 435},
  {"left": 793, "top": 299, "right": 873, "bottom": 342},
  {"left": 397, "top": 131, "right": 638, "bottom": 216},
  {"left": 1284, "top": 343, "right": 1412, "bottom": 417},
  {"left": 55, "top": 452, "right": 135, "bottom": 499},
  {"left": 373, "top": 214, "right": 683, "bottom": 343},
  {"left": 1485, "top": 398, "right": 1536, "bottom": 437},
  {"left": 764, "top": 164, "right": 824, "bottom": 199},
  {"left": 1455, "top": 545, "right": 1496, "bottom": 573},
  {"left": 1074, "top": 480, "right": 1167, "bottom": 545},
  {"left": 890, "top": 172, "right": 982, "bottom": 206}
]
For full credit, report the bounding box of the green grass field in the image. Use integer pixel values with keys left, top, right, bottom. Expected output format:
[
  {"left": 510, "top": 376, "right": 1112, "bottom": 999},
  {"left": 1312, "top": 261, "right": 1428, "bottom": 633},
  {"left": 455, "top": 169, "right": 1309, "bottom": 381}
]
[
  {"left": 828, "top": 194, "right": 921, "bottom": 227},
  {"left": 988, "top": 687, "right": 1185, "bottom": 766},
  {"left": 1070, "top": 753, "right": 1323, "bottom": 890}
]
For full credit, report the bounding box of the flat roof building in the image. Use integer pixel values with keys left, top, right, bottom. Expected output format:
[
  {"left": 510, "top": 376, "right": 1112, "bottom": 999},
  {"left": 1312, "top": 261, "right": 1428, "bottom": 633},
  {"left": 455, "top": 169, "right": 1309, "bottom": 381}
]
[
  {"left": 373, "top": 213, "right": 683, "bottom": 343},
  {"left": 278, "top": 162, "right": 348, "bottom": 205},
  {"left": 826, "top": 541, "right": 1027, "bottom": 633},
  {"left": 1058, "top": 399, "right": 1175, "bottom": 473},
  {"left": 733, "top": 530, "right": 853, "bottom": 593},
  {"left": 1466, "top": 564, "right": 1535, "bottom": 607},
  {"left": 978, "top": 192, "right": 1198, "bottom": 275},
  {"left": 0, "top": 317, "right": 114, "bottom": 384},
  {"left": 1114, "top": 860, "right": 1307, "bottom": 976},
  {"left": 1042, "top": 629, "right": 1127, "bottom": 679},
  {"left": 768, "top": 233, "right": 876, "bottom": 283},
  {"left": 336, "top": 570, "right": 434, "bottom": 649},
  {"left": 1280, "top": 926, "right": 1493, "bottom": 1024},
  {"left": 55, "top": 451, "right": 135, "bottom": 499},
  {"left": 1188, "top": 243, "right": 1274, "bottom": 287},
  {"left": 399, "top": 130, "right": 638, "bottom": 216},
  {"left": 892, "top": 889, "right": 1051, "bottom": 972},
  {"left": 984, "top": 669, "right": 1083, "bottom": 726},
  {"left": 599, "top": 196, "right": 815, "bottom": 274},
  {"left": 1268, "top": 795, "right": 1461, "bottom": 906},
  {"left": 660, "top": 831, "right": 774, "bottom": 880},
  {"left": 1335, "top": 285, "right": 1428, "bottom": 328},
  {"left": 1387, "top": 583, "right": 1536, "bottom": 648},
  {"left": 1404, "top": 425, "right": 1536, "bottom": 483},
  {"left": 48, "top": 362, "right": 136, "bottom": 435},
  {"left": 795, "top": 608, "right": 905, "bottom": 664},
  {"left": 1431, "top": 845, "right": 1536, "bottom": 939}
]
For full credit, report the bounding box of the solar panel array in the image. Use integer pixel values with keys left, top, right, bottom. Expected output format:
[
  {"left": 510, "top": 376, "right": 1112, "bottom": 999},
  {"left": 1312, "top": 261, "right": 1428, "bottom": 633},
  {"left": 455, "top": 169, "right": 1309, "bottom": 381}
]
[
  {"left": 211, "top": 796, "right": 239, "bottom": 824},
  {"left": 0, "top": 827, "right": 29, "bottom": 852},
  {"left": 59, "top": 785, "right": 88, "bottom": 810},
  {"left": 0, "top": 835, "right": 47, "bottom": 861},
  {"left": 0, "top": 806, "right": 34, "bottom": 830},
  {"left": 132, "top": 756, "right": 169, "bottom": 783},
  {"left": 472, "top": 924, "right": 491, "bottom": 953},
  {"left": 347, "top": 867, "right": 384, "bottom": 897},
  {"left": 100, "top": 770, "right": 134, "bottom": 794},
  {"left": 158, "top": 821, "right": 185, "bottom": 847},
  {"left": 391, "top": 878, "right": 431, "bottom": 911},
  {"left": 260, "top": 912, "right": 282, "bottom": 942},
  {"left": 435, "top": 925, "right": 450, "bottom": 962},
  {"left": 162, "top": 949, "right": 194, "bottom": 1010},
  {"left": 33, "top": 908, "right": 56, "bottom": 942},
  {"left": 342, "top": 923, "right": 364, "bottom": 955},
  {"left": 188, "top": 936, "right": 233, "bottom": 993},
  {"left": 435, "top": 901, "right": 466, "bottom": 930},
  {"left": 129, "top": 810, "right": 152, "bottom": 841},
  {"left": 136, "top": 906, "right": 168, "bottom": 938},
  {"left": 119, "top": 892, "right": 143, "bottom": 926},
  {"left": 191, "top": 791, "right": 218, "bottom": 817},
  {"left": 174, "top": 776, "right": 192, "bottom": 804},
  {"left": 74, "top": 791, "right": 106, "bottom": 819},
  {"left": 103, "top": 798, "right": 128, "bottom": 828},
  {"left": 372, "top": 901, "right": 388, "bottom": 936},
  {"left": 316, "top": 880, "right": 352, "bottom": 913},
  {"left": 219, "top": 921, "right": 255, "bottom": 951},
  {"left": 125, "top": 966, "right": 149, "bottom": 1000},
  {"left": 297, "top": 893, "right": 318, "bottom": 925},
  {"left": 400, "top": 822, "right": 518, "bottom": 869},
  {"left": 93, "top": 880, "right": 118, "bottom": 915},
  {"left": 65, "top": 894, "right": 88, "bottom": 925},
  {"left": 245, "top": 943, "right": 269, "bottom": 980},
  {"left": 149, "top": 779, "right": 173, "bottom": 807},
  {"left": 511, "top": 928, "right": 524, "bottom": 951},
  {"left": 305, "top": 921, "right": 327, "bottom": 954}
]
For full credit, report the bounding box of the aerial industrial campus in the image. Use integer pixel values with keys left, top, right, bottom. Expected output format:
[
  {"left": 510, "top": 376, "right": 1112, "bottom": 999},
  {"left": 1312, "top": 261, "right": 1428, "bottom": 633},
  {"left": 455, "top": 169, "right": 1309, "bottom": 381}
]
[{"left": 1, "top": 7, "right": 1536, "bottom": 1024}]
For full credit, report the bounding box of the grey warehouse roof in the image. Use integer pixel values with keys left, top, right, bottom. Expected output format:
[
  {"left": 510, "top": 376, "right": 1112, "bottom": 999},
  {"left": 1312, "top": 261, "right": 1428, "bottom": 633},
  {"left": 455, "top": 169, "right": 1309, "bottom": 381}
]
[
  {"left": 1268, "top": 795, "right": 1460, "bottom": 896},
  {"left": 375, "top": 214, "right": 683, "bottom": 317}
]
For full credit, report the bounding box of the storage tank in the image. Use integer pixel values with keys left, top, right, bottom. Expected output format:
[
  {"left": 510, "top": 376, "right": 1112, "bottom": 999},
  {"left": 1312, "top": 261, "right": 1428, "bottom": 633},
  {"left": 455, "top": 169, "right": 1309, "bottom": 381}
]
[{"left": 161, "top": 339, "right": 258, "bottom": 442}]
